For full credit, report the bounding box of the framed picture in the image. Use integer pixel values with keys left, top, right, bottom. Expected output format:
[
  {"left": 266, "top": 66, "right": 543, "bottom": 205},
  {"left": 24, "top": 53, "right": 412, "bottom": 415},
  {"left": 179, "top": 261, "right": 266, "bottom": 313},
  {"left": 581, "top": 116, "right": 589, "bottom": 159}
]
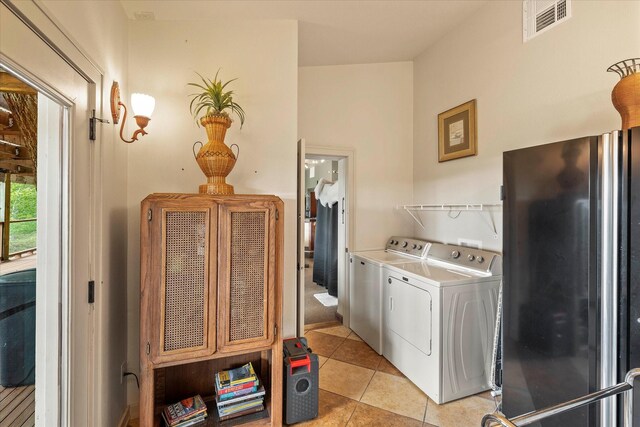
[{"left": 438, "top": 99, "right": 477, "bottom": 162}]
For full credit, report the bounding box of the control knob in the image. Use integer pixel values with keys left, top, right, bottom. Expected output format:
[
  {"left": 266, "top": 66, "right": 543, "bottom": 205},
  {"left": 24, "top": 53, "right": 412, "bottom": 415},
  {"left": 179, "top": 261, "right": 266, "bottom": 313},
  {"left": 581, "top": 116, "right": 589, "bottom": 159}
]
[
  {"left": 451, "top": 250, "right": 460, "bottom": 259},
  {"left": 412, "top": 244, "right": 418, "bottom": 249},
  {"left": 477, "top": 256, "right": 485, "bottom": 263},
  {"left": 468, "top": 254, "right": 475, "bottom": 261},
  {"left": 402, "top": 241, "right": 408, "bottom": 248},
  {"left": 417, "top": 245, "right": 423, "bottom": 250}
]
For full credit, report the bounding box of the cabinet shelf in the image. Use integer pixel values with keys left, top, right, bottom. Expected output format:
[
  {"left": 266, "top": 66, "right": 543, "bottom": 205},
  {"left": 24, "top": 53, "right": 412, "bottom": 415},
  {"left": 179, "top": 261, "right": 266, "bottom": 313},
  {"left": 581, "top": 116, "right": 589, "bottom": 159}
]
[
  {"left": 140, "top": 194, "right": 284, "bottom": 427},
  {"left": 399, "top": 203, "right": 502, "bottom": 235},
  {"left": 151, "top": 351, "right": 274, "bottom": 427}
]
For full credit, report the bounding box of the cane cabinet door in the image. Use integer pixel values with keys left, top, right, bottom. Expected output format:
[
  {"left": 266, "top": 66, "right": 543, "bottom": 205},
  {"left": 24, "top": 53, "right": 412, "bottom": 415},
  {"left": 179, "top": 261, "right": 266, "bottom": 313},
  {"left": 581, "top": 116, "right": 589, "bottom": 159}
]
[
  {"left": 217, "top": 200, "right": 278, "bottom": 352},
  {"left": 142, "top": 199, "right": 218, "bottom": 365}
]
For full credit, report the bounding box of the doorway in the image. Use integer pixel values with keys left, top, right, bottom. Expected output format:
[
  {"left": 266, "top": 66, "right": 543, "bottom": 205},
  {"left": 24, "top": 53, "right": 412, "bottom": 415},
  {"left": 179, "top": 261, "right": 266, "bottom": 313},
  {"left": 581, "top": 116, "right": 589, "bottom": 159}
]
[
  {"left": 1, "top": 4, "right": 99, "bottom": 422},
  {"left": 304, "top": 155, "right": 340, "bottom": 325},
  {"left": 297, "top": 143, "right": 354, "bottom": 336},
  {"left": 0, "top": 71, "right": 39, "bottom": 426}
]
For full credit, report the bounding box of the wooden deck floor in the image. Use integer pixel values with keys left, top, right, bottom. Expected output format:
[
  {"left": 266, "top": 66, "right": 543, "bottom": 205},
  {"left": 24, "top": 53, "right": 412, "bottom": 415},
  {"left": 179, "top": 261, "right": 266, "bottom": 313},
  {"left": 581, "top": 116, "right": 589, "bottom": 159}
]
[
  {"left": 0, "top": 385, "right": 35, "bottom": 427},
  {"left": 0, "top": 254, "right": 36, "bottom": 275},
  {"left": 0, "top": 254, "right": 36, "bottom": 426}
]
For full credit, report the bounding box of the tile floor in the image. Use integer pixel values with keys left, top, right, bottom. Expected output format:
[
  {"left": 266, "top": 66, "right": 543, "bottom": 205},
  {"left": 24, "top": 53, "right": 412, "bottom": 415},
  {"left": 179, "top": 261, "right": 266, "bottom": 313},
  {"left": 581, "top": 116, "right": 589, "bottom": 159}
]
[
  {"left": 127, "top": 324, "right": 498, "bottom": 427},
  {"left": 299, "top": 323, "right": 497, "bottom": 427}
]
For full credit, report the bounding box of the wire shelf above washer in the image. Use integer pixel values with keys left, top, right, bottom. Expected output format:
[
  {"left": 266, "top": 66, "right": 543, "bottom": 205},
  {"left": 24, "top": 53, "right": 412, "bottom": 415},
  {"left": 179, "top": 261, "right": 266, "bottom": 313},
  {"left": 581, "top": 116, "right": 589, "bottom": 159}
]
[
  {"left": 400, "top": 203, "right": 501, "bottom": 211},
  {"left": 399, "top": 203, "right": 503, "bottom": 235}
]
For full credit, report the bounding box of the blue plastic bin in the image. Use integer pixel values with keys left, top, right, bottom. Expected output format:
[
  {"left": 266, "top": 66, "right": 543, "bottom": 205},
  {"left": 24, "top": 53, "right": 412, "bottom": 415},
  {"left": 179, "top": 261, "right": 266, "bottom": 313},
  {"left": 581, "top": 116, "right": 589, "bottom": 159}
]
[{"left": 0, "top": 268, "right": 36, "bottom": 386}]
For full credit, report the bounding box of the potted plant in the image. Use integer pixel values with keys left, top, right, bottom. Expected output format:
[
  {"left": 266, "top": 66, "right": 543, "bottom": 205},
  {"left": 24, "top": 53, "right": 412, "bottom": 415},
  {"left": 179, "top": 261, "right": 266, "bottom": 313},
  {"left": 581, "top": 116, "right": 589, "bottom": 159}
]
[{"left": 189, "top": 71, "right": 246, "bottom": 195}]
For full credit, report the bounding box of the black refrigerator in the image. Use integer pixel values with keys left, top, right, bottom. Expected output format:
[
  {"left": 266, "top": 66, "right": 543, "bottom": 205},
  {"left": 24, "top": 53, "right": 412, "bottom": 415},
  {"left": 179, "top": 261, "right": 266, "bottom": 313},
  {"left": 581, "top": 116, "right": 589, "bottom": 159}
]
[{"left": 502, "top": 127, "right": 640, "bottom": 427}]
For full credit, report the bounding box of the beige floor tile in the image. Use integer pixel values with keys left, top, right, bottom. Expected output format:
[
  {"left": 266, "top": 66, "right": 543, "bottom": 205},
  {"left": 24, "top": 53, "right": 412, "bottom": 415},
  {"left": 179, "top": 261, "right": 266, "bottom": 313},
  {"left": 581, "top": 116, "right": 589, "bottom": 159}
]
[
  {"left": 331, "top": 339, "right": 382, "bottom": 370},
  {"left": 305, "top": 330, "right": 346, "bottom": 357},
  {"left": 294, "top": 390, "right": 358, "bottom": 427},
  {"left": 318, "top": 355, "right": 329, "bottom": 368},
  {"left": 376, "top": 357, "right": 404, "bottom": 377},
  {"left": 346, "top": 402, "right": 423, "bottom": 427},
  {"left": 346, "top": 332, "right": 363, "bottom": 342},
  {"left": 319, "top": 359, "right": 375, "bottom": 401},
  {"left": 360, "top": 371, "right": 427, "bottom": 421},
  {"left": 315, "top": 325, "right": 352, "bottom": 338},
  {"left": 476, "top": 390, "right": 495, "bottom": 401},
  {"left": 424, "top": 395, "right": 495, "bottom": 427}
]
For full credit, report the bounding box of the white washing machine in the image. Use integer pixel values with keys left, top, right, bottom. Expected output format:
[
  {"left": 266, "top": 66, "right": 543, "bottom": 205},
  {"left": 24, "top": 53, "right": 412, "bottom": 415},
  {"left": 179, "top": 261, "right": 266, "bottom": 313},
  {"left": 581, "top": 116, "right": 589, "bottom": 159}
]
[
  {"left": 382, "top": 243, "right": 501, "bottom": 404},
  {"left": 349, "top": 237, "right": 430, "bottom": 354}
]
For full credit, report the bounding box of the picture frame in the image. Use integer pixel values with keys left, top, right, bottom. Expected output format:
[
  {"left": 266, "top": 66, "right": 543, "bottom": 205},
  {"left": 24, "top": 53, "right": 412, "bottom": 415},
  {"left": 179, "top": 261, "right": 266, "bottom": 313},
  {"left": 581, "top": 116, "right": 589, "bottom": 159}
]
[{"left": 438, "top": 99, "right": 477, "bottom": 162}]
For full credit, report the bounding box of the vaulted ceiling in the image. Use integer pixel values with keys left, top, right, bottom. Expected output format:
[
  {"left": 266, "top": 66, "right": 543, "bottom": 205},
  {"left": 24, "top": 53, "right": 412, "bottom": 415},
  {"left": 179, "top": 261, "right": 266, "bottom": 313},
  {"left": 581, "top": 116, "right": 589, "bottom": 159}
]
[{"left": 119, "top": 0, "right": 488, "bottom": 66}]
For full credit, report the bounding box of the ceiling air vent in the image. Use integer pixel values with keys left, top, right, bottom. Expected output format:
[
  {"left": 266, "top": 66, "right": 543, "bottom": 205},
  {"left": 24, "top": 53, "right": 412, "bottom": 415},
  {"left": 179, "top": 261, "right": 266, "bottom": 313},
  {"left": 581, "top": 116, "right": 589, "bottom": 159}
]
[{"left": 523, "top": 0, "right": 571, "bottom": 42}]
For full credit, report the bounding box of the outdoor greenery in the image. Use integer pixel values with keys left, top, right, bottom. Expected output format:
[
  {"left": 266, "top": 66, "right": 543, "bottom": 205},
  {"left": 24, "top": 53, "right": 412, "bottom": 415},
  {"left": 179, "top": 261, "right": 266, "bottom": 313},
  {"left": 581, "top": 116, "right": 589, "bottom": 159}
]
[{"left": 9, "top": 182, "right": 37, "bottom": 254}]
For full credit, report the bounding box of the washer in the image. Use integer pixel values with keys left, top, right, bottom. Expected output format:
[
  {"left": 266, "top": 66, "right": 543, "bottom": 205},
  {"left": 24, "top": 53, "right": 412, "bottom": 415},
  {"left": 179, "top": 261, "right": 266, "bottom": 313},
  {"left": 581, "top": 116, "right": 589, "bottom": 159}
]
[
  {"left": 382, "top": 243, "right": 501, "bottom": 404},
  {"left": 349, "top": 236, "right": 430, "bottom": 354}
]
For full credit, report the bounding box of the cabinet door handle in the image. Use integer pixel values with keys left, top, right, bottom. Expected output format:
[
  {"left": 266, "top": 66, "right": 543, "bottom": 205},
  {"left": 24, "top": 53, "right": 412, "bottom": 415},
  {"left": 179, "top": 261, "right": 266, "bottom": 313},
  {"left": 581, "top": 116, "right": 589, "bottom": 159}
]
[
  {"left": 389, "top": 297, "right": 393, "bottom": 312},
  {"left": 360, "top": 261, "right": 365, "bottom": 265}
]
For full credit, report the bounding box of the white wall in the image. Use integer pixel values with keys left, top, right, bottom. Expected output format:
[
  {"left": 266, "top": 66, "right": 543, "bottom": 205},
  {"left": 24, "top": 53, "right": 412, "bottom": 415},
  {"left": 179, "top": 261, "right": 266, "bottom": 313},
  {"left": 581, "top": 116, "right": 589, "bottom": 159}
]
[
  {"left": 36, "top": 2, "right": 130, "bottom": 426},
  {"left": 126, "top": 19, "right": 298, "bottom": 408},
  {"left": 299, "top": 62, "right": 415, "bottom": 251},
  {"left": 413, "top": 0, "right": 640, "bottom": 252},
  {"left": 305, "top": 160, "right": 337, "bottom": 190}
]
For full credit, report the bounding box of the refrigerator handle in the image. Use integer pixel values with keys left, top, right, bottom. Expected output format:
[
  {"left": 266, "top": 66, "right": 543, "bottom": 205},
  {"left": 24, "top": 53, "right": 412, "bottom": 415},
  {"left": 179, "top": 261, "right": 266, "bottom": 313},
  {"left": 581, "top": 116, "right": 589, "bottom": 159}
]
[{"left": 600, "top": 131, "right": 620, "bottom": 427}]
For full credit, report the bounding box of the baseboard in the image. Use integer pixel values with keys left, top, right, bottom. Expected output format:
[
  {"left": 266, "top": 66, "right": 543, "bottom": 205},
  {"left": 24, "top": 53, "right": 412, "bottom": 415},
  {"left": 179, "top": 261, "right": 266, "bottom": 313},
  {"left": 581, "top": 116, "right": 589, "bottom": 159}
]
[
  {"left": 117, "top": 405, "right": 130, "bottom": 427},
  {"left": 130, "top": 403, "right": 139, "bottom": 420}
]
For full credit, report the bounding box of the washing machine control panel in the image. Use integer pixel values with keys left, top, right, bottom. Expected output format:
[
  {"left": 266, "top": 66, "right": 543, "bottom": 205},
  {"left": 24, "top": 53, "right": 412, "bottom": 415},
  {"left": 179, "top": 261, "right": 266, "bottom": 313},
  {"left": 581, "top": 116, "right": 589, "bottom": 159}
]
[
  {"left": 386, "top": 236, "right": 431, "bottom": 258},
  {"left": 428, "top": 243, "right": 501, "bottom": 274}
]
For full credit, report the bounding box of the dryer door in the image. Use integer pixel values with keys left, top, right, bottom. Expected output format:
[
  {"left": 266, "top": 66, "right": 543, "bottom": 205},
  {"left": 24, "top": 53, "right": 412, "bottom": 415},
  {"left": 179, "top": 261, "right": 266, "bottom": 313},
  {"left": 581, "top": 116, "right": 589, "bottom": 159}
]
[{"left": 387, "top": 276, "right": 432, "bottom": 356}]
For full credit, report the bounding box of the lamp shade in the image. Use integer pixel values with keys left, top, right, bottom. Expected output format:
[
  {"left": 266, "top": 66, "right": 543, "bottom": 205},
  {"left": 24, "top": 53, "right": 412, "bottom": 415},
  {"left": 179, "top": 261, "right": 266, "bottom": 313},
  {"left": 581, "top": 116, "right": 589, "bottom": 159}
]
[{"left": 131, "top": 93, "right": 155, "bottom": 118}]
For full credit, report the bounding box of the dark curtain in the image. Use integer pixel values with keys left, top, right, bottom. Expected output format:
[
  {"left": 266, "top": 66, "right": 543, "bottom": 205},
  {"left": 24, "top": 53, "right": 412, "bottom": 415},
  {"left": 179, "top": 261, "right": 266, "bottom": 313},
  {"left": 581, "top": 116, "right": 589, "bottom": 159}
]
[{"left": 313, "top": 200, "right": 338, "bottom": 297}]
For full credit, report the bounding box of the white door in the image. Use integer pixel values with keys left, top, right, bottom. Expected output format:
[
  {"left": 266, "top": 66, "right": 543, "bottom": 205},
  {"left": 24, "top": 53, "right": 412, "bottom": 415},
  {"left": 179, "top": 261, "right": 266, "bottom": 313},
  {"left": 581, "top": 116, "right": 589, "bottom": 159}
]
[
  {"left": 337, "top": 158, "right": 348, "bottom": 326},
  {"left": 297, "top": 139, "right": 305, "bottom": 336},
  {"left": 0, "top": 3, "right": 98, "bottom": 425},
  {"left": 386, "top": 276, "right": 432, "bottom": 356}
]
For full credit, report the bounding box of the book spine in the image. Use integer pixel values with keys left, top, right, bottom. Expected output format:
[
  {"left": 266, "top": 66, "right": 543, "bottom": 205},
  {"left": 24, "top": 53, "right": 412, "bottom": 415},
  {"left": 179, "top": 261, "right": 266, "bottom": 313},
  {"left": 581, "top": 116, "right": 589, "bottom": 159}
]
[
  {"left": 218, "top": 386, "right": 258, "bottom": 402},
  {"left": 217, "top": 381, "right": 258, "bottom": 395},
  {"left": 217, "top": 391, "right": 265, "bottom": 407},
  {"left": 218, "top": 405, "right": 264, "bottom": 422},
  {"left": 229, "top": 375, "right": 258, "bottom": 386}
]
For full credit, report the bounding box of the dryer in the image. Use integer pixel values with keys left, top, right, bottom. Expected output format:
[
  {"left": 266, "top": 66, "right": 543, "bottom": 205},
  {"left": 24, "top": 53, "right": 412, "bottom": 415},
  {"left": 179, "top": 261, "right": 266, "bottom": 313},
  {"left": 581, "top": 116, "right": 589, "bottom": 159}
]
[
  {"left": 382, "top": 243, "right": 501, "bottom": 404},
  {"left": 349, "top": 237, "right": 430, "bottom": 354}
]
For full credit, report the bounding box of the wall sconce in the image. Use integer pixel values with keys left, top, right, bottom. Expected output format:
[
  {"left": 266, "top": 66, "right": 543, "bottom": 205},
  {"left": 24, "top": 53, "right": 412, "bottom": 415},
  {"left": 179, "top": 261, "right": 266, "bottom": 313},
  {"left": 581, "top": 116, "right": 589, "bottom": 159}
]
[{"left": 110, "top": 81, "right": 155, "bottom": 143}]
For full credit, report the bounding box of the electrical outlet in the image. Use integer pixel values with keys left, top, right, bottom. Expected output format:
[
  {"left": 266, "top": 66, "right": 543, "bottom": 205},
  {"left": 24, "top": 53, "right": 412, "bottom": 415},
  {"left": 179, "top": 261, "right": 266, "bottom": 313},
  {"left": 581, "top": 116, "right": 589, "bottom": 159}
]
[{"left": 120, "top": 361, "right": 127, "bottom": 384}]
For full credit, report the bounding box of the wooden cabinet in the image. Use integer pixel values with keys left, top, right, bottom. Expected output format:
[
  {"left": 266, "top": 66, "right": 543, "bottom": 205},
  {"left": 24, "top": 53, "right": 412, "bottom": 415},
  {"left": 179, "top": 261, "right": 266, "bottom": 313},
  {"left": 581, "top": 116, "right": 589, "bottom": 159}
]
[{"left": 139, "top": 194, "right": 283, "bottom": 427}]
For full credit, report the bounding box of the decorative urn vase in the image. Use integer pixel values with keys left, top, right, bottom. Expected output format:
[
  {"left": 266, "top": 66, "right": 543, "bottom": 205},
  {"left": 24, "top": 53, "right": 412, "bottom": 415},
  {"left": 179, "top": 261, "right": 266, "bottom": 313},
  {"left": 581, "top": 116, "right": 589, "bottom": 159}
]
[
  {"left": 608, "top": 58, "right": 640, "bottom": 130},
  {"left": 193, "top": 114, "right": 238, "bottom": 195}
]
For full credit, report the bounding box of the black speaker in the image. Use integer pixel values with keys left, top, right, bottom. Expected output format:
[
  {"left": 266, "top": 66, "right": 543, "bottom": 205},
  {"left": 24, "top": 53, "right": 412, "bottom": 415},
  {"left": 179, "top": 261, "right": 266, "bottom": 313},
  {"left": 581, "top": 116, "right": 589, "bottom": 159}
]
[{"left": 283, "top": 337, "right": 319, "bottom": 424}]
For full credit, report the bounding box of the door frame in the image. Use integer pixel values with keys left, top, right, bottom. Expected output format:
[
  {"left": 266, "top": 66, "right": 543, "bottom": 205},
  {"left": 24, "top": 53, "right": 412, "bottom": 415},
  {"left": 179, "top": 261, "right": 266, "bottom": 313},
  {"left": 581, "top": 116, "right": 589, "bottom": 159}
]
[
  {"left": 297, "top": 144, "right": 355, "bottom": 335},
  {"left": 0, "top": 0, "right": 103, "bottom": 424}
]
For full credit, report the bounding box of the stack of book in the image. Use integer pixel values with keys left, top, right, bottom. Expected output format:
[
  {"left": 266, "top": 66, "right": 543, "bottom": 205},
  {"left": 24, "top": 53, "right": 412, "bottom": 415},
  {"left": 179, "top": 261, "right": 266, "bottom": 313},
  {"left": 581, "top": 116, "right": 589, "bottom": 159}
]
[
  {"left": 215, "top": 363, "right": 265, "bottom": 421},
  {"left": 162, "top": 395, "right": 207, "bottom": 427}
]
